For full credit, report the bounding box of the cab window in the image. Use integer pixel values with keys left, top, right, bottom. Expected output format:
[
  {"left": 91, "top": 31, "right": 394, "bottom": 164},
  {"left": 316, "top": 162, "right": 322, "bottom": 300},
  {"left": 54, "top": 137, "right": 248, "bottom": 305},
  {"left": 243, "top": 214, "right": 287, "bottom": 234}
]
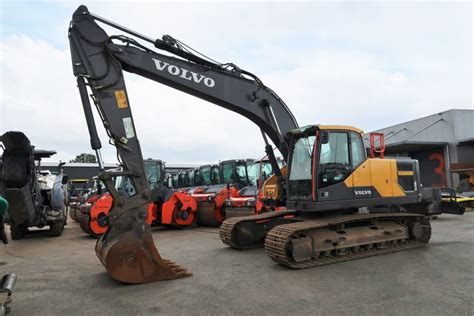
[
  {"left": 221, "top": 163, "right": 234, "bottom": 183},
  {"left": 247, "top": 163, "right": 259, "bottom": 186},
  {"left": 350, "top": 132, "right": 365, "bottom": 168},
  {"left": 201, "top": 167, "right": 211, "bottom": 185},
  {"left": 319, "top": 132, "right": 351, "bottom": 188},
  {"left": 288, "top": 135, "right": 316, "bottom": 199},
  {"left": 261, "top": 161, "right": 273, "bottom": 182},
  {"left": 235, "top": 163, "right": 248, "bottom": 185}
]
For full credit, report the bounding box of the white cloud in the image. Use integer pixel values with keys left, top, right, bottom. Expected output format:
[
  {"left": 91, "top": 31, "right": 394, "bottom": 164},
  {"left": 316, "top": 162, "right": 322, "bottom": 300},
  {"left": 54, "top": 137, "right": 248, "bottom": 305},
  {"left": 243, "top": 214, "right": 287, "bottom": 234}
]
[{"left": 1, "top": 2, "right": 472, "bottom": 166}]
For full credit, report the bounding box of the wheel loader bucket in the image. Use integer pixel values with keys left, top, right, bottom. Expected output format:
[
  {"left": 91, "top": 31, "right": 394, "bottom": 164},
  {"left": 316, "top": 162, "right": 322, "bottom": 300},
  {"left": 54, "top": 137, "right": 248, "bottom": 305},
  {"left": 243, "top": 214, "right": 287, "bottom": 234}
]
[{"left": 95, "top": 209, "right": 192, "bottom": 284}]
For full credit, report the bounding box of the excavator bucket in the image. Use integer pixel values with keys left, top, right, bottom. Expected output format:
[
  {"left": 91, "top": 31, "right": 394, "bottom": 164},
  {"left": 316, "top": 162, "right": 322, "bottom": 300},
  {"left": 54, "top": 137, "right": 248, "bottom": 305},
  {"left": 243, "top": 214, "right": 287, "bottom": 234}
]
[{"left": 95, "top": 206, "right": 192, "bottom": 284}]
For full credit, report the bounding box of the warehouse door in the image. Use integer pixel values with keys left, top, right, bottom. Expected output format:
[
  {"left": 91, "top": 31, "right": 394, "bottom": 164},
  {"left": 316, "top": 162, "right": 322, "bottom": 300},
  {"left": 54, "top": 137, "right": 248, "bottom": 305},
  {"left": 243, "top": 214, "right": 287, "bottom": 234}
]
[{"left": 410, "top": 147, "right": 446, "bottom": 188}]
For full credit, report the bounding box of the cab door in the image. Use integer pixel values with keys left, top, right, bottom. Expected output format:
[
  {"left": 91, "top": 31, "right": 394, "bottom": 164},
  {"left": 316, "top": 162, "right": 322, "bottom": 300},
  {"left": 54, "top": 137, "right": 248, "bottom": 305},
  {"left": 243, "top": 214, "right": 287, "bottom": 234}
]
[
  {"left": 348, "top": 131, "right": 373, "bottom": 198},
  {"left": 316, "top": 131, "right": 353, "bottom": 201}
]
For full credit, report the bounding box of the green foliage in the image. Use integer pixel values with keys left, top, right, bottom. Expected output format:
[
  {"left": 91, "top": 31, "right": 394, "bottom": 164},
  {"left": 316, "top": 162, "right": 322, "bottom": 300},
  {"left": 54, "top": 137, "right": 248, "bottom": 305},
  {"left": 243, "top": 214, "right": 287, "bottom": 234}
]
[{"left": 70, "top": 153, "right": 97, "bottom": 163}]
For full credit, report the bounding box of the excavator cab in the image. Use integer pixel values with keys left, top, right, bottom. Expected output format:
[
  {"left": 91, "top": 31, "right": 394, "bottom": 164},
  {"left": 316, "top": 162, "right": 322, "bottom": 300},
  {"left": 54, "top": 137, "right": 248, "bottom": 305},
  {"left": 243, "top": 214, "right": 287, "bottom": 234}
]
[{"left": 284, "top": 125, "right": 439, "bottom": 212}]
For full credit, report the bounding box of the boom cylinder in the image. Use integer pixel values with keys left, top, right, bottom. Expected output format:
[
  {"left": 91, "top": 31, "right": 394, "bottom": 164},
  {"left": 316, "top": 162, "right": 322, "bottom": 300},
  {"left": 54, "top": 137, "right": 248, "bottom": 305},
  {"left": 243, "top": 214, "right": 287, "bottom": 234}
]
[
  {"left": 260, "top": 129, "right": 283, "bottom": 179},
  {"left": 77, "top": 77, "right": 102, "bottom": 151}
]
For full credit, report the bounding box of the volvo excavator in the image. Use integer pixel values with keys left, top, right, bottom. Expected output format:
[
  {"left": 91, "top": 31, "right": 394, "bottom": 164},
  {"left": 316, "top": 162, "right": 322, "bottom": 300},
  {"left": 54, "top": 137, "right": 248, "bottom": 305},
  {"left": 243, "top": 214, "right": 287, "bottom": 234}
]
[{"left": 69, "top": 6, "right": 454, "bottom": 283}]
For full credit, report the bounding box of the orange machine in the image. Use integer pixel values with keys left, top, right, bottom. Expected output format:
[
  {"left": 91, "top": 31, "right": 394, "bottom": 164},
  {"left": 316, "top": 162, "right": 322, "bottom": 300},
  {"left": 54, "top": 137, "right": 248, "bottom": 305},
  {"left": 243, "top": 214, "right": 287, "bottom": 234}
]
[
  {"left": 81, "top": 189, "right": 198, "bottom": 237},
  {"left": 223, "top": 158, "right": 287, "bottom": 218},
  {"left": 78, "top": 160, "right": 198, "bottom": 237},
  {"left": 191, "top": 159, "right": 253, "bottom": 226},
  {"left": 84, "top": 193, "right": 156, "bottom": 237}
]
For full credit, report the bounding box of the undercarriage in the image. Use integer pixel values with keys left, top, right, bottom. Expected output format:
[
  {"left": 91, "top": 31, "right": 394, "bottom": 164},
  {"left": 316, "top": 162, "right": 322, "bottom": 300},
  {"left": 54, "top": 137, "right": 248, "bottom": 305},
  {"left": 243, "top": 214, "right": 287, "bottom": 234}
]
[{"left": 220, "top": 211, "right": 431, "bottom": 268}]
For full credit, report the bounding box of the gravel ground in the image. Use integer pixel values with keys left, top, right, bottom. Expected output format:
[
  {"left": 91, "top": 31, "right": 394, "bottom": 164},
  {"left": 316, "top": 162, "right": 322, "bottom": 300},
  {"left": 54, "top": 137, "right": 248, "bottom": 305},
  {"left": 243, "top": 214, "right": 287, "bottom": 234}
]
[{"left": 1, "top": 212, "right": 473, "bottom": 315}]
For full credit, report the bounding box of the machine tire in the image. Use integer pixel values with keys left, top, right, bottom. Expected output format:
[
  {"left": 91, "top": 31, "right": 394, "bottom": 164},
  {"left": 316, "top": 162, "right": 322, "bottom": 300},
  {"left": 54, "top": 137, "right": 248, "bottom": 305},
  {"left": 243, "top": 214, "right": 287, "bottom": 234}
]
[
  {"left": 69, "top": 208, "right": 78, "bottom": 222},
  {"left": 10, "top": 224, "right": 25, "bottom": 240},
  {"left": 172, "top": 207, "right": 197, "bottom": 229},
  {"left": 64, "top": 209, "right": 68, "bottom": 226},
  {"left": 50, "top": 220, "right": 65, "bottom": 237}
]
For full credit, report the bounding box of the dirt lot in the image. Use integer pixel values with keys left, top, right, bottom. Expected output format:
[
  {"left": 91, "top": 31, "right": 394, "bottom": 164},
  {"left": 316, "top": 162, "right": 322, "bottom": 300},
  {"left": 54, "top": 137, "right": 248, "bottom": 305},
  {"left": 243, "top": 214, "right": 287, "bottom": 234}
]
[{"left": 1, "top": 212, "right": 473, "bottom": 315}]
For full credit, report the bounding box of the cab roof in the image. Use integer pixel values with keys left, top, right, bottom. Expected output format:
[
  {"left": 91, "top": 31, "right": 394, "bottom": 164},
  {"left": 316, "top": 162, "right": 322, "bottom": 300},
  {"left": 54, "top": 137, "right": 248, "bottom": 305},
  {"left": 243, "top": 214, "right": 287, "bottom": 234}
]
[
  {"left": 318, "top": 125, "right": 364, "bottom": 134},
  {"left": 288, "top": 125, "right": 364, "bottom": 137}
]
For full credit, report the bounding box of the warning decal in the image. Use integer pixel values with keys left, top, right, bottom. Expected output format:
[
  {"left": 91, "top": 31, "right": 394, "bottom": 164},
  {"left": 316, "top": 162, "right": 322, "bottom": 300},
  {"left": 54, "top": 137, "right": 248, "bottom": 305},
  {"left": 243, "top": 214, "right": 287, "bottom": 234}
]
[
  {"left": 115, "top": 90, "right": 128, "bottom": 108},
  {"left": 123, "top": 117, "right": 135, "bottom": 139}
]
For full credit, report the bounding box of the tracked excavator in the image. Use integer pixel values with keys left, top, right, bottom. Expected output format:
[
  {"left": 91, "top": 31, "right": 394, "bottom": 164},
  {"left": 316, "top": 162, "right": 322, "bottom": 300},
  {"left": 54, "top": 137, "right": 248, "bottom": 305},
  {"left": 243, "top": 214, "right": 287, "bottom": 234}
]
[{"left": 69, "top": 6, "right": 455, "bottom": 283}]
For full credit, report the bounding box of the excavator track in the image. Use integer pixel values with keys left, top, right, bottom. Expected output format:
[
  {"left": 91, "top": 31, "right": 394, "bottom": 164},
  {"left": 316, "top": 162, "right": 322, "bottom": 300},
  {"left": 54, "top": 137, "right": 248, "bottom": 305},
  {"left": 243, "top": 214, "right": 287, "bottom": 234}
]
[
  {"left": 219, "top": 210, "right": 298, "bottom": 249},
  {"left": 265, "top": 213, "right": 431, "bottom": 269}
]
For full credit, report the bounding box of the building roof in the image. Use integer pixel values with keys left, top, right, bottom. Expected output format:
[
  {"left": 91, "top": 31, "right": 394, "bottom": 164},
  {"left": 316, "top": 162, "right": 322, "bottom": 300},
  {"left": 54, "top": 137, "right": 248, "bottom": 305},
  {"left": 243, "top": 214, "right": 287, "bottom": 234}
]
[
  {"left": 41, "top": 162, "right": 119, "bottom": 168},
  {"left": 41, "top": 161, "right": 200, "bottom": 169},
  {"left": 366, "top": 109, "right": 474, "bottom": 147}
]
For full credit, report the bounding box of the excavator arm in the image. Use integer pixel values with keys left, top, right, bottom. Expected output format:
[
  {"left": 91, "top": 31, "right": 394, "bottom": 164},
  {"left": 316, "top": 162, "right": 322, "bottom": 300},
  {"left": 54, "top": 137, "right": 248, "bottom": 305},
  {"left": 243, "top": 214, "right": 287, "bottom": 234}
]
[
  {"left": 68, "top": 5, "right": 298, "bottom": 283},
  {"left": 69, "top": 5, "right": 297, "bottom": 162}
]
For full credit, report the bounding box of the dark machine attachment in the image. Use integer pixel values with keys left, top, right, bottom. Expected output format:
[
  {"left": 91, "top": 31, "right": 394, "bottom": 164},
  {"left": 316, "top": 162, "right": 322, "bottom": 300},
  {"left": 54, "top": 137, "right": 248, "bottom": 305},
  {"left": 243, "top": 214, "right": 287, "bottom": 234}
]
[
  {"left": 0, "top": 274, "right": 16, "bottom": 316},
  {"left": 0, "top": 131, "right": 67, "bottom": 239}
]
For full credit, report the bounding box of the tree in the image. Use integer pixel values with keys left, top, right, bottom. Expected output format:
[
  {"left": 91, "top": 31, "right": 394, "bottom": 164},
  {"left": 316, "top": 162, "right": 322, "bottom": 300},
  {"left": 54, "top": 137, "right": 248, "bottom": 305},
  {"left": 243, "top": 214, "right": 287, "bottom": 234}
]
[{"left": 70, "top": 153, "right": 97, "bottom": 163}]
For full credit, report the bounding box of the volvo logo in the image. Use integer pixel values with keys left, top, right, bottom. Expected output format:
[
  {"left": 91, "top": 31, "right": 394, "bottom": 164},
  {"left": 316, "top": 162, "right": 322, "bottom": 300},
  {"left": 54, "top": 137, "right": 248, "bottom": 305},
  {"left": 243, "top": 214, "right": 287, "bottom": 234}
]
[
  {"left": 152, "top": 58, "right": 215, "bottom": 88},
  {"left": 354, "top": 190, "right": 372, "bottom": 196}
]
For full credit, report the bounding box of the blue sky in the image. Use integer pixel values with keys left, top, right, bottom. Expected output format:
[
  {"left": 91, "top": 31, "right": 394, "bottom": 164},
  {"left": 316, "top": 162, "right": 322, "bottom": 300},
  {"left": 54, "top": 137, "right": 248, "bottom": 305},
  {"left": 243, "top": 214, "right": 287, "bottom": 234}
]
[
  {"left": 1, "top": 1, "right": 69, "bottom": 48},
  {"left": 0, "top": 1, "right": 472, "bottom": 163}
]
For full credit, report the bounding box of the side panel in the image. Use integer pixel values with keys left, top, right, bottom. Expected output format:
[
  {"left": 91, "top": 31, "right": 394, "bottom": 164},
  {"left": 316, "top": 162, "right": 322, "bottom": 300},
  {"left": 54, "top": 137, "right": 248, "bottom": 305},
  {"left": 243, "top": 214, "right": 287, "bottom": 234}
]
[
  {"left": 390, "top": 160, "right": 406, "bottom": 197},
  {"left": 345, "top": 159, "right": 398, "bottom": 198},
  {"left": 290, "top": 159, "right": 421, "bottom": 212}
]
